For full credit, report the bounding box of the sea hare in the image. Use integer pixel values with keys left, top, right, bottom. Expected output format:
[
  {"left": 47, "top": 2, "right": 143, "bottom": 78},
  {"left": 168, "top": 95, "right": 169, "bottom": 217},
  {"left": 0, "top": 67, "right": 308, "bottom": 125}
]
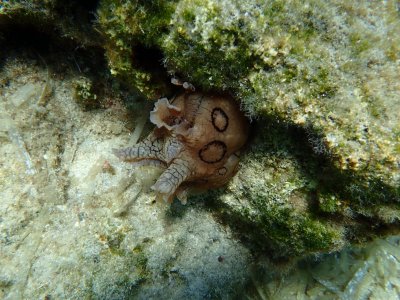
[{"left": 114, "top": 92, "right": 249, "bottom": 204}]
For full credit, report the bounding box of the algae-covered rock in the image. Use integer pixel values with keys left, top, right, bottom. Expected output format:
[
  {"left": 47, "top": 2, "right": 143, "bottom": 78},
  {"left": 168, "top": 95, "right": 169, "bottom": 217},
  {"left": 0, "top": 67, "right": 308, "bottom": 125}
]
[
  {"left": 97, "top": 0, "right": 178, "bottom": 98},
  {"left": 215, "top": 123, "right": 344, "bottom": 259},
  {"left": 96, "top": 0, "right": 399, "bottom": 259},
  {"left": 162, "top": 0, "right": 399, "bottom": 196},
  {"left": 2, "top": 0, "right": 399, "bottom": 263},
  {"left": 246, "top": 236, "right": 400, "bottom": 299}
]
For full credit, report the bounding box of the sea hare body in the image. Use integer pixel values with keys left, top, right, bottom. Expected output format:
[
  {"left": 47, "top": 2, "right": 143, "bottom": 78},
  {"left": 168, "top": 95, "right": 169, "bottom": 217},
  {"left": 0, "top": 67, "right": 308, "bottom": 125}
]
[{"left": 114, "top": 92, "right": 249, "bottom": 204}]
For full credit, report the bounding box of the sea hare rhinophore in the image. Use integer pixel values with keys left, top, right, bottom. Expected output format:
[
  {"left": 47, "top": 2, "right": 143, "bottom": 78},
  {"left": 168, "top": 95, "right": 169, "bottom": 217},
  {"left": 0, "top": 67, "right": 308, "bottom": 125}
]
[{"left": 113, "top": 92, "right": 249, "bottom": 204}]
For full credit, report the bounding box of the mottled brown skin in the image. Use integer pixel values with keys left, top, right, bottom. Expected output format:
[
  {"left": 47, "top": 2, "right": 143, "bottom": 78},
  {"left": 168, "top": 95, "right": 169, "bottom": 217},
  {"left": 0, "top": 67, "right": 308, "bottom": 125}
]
[{"left": 113, "top": 92, "right": 249, "bottom": 204}]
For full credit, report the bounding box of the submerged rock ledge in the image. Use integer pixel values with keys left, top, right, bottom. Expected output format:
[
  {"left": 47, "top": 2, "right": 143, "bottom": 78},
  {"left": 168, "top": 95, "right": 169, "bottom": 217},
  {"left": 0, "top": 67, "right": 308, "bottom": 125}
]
[{"left": 0, "top": 0, "right": 399, "bottom": 297}]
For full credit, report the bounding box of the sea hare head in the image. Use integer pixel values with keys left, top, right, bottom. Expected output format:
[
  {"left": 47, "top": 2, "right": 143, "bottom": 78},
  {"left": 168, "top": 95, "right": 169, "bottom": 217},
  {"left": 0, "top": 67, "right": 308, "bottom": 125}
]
[{"left": 149, "top": 97, "right": 182, "bottom": 131}]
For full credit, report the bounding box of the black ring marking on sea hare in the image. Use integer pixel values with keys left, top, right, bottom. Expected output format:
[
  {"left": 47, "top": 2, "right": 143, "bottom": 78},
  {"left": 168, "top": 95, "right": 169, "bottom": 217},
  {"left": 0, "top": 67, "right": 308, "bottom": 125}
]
[
  {"left": 211, "top": 108, "right": 228, "bottom": 132},
  {"left": 198, "top": 141, "right": 227, "bottom": 164},
  {"left": 217, "top": 167, "right": 227, "bottom": 175}
]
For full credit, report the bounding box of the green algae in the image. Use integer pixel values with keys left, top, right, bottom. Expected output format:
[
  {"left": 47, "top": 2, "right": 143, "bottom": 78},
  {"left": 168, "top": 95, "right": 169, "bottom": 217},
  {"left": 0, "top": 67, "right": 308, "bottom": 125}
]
[
  {"left": 73, "top": 76, "right": 100, "bottom": 110},
  {"left": 213, "top": 122, "right": 344, "bottom": 259},
  {"left": 97, "top": 0, "right": 179, "bottom": 98}
]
